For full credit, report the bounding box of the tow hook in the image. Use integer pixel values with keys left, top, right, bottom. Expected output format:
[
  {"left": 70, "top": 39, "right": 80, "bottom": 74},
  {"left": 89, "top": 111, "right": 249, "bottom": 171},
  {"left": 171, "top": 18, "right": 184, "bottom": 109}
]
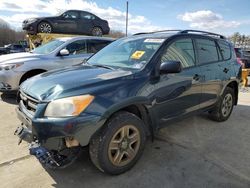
[{"left": 29, "top": 142, "right": 60, "bottom": 167}]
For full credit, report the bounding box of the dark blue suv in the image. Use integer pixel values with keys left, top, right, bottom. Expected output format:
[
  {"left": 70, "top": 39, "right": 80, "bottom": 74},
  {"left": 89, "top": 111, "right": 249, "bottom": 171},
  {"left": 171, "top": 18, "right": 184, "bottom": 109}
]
[{"left": 15, "top": 30, "right": 241, "bottom": 175}]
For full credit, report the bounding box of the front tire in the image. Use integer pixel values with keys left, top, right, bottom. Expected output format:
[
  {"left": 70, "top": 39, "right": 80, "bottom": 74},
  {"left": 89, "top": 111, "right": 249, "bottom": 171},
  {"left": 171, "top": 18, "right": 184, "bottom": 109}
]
[
  {"left": 38, "top": 22, "right": 52, "bottom": 33},
  {"left": 209, "top": 87, "right": 235, "bottom": 122},
  {"left": 89, "top": 111, "right": 146, "bottom": 175}
]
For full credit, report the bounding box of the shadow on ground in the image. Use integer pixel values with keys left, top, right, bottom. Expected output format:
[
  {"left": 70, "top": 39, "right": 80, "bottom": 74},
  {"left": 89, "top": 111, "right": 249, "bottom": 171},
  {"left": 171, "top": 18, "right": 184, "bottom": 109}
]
[
  {"left": 42, "top": 104, "right": 250, "bottom": 188},
  {"left": 0, "top": 92, "right": 17, "bottom": 105}
]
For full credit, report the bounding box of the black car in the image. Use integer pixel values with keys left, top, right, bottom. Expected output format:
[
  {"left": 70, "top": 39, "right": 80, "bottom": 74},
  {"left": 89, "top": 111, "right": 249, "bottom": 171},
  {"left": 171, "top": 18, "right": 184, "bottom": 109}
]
[
  {"left": 0, "top": 43, "right": 27, "bottom": 55},
  {"left": 5, "top": 44, "right": 27, "bottom": 53},
  {"left": 15, "top": 30, "right": 241, "bottom": 175},
  {"left": 0, "top": 47, "right": 8, "bottom": 55},
  {"left": 23, "top": 10, "right": 110, "bottom": 36}
]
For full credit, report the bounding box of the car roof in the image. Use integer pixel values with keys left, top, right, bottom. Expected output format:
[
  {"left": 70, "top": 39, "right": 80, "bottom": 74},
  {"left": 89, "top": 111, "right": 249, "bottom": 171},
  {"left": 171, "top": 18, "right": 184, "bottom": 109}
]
[
  {"left": 56, "top": 36, "right": 115, "bottom": 42},
  {"left": 66, "top": 10, "right": 93, "bottom": 14}
]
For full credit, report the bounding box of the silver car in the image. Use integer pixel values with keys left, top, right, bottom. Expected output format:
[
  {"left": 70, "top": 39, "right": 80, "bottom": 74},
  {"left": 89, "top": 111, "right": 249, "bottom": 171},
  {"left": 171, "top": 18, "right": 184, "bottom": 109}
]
[{"left": 0, "top": 36, "right": 114, "bottom": 91}]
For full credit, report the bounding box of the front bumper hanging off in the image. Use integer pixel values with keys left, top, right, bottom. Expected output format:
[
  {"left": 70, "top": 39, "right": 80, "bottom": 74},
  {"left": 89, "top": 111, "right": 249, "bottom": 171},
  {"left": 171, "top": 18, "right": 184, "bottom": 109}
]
[
  {"left": 14, "top": 126, "right": 60, "bottom": 167},
  {"left": 14, "top": 126, "right": 33, "bottom": 144},
  {"left": 29, "top": 142, "right": 61, "bottom": 167},
  {"left": 14, "top": 96, "right": 105, "bottom": 168}
]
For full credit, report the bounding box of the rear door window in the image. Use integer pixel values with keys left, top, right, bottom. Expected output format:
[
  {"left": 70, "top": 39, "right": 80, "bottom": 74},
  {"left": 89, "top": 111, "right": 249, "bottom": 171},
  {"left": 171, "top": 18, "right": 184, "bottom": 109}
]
[
  {"left": 80, "top": 12, "right": 95, "bottom": 20},
  {"left": 217, "top": 40, "right": 231, "bottom": 60},
  {"left": 65, "top": 40, "right": 87, "bottom": 55},
  {"left": 87, "top": 40, "right": 112, "bottom": 53},
  {"left": 195, "top": 38, "right": 219, "bottom": 64}
]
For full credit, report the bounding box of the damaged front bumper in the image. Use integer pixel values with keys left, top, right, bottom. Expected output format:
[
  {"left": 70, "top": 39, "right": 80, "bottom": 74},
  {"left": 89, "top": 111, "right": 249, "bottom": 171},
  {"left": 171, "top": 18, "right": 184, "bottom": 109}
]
[
  {"left": 14, "top": 101, "right": 105, "bottom": 168},
  {"left": 15, "top": 105, "right": 104, "bottom": 149},
  {"left": 14, "top": 127, "right": 62, "bottom": 167}
]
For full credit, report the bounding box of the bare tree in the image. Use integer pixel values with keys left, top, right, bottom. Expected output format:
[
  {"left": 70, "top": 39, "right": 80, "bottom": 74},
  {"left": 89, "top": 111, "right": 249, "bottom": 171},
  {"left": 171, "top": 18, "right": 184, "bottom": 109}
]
[
  {"left": 229, "top": 32, "right": 250, "bottom": 49},
  {"left": 0, "top": 18, "right": 26, "bottom": 46},
  {"left": 107, "top": 30, "right": 125, "bottom": 38}
]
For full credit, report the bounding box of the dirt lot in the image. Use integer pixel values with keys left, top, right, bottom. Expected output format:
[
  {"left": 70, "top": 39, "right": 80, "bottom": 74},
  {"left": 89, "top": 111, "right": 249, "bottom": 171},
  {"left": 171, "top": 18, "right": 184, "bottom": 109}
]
[{"left": 0, "top": 91, "right": 250, "bottom": 188}]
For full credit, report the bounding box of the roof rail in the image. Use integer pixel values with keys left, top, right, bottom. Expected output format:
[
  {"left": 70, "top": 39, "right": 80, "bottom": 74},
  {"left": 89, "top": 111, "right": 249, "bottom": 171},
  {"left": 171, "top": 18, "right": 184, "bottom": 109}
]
[
  {"left": 179, "top": 30, "right": 226, "bottom": 39},
  {"left": 133, "top": 29, "right": 226, "bottom": 39},
  {"left": 133, "top": 30, "right": 182, "bottom": 36}
]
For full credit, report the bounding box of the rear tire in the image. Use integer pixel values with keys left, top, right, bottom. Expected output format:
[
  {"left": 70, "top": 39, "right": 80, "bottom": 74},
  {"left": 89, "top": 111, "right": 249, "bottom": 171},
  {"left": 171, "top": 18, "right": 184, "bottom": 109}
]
[
  {"left": 92, "top": 27, "right": 103, "bottom": 36},
  {"left": 89, "top": 111, "right": 146, "bottom": 175},
  {"left": 209, "top": 87, "right": 235, "bottom": 122}
]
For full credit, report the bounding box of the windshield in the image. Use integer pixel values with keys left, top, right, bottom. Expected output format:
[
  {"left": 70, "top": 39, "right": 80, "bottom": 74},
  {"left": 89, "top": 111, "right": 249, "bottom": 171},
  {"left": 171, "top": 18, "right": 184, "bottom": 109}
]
[
  {"left": 87, "top": 37, "right": 165, "bottom": 70},
  {"left": 32, "top": 39, "right": 65, "bottom": 55},
  {"left": 56, "top": 10, "right": 65, "bottom": 16}
]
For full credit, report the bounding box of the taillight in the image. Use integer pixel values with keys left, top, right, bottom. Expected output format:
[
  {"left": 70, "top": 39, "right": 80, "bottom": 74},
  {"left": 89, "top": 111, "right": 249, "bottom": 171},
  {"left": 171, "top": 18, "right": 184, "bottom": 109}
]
[{"left": 237, "top": 58, "right": 245, "bottom": 68}]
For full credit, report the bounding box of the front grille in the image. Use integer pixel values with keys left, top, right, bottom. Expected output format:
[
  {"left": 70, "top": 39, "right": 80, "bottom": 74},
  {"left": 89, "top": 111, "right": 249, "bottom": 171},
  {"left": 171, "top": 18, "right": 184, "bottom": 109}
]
[{"left": 19, "top": 91, "right": 39, "bottom": 115}]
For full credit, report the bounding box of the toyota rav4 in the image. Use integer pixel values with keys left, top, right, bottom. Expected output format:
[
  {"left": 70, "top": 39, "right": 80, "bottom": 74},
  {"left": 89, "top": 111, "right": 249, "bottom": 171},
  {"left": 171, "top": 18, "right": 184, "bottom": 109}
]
[{"left": 15, "top": 30, "right": 241, "bottom": 175}]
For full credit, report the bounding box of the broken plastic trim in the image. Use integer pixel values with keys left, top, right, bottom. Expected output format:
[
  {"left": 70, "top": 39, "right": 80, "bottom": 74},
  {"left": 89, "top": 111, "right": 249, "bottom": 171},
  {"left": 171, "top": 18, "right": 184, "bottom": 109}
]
[
  {"left": 14, "top": 126, "right": 33, "bottom": 145},
  {"left": 29, "top": 141, "right": 60, "bottom": 167}
]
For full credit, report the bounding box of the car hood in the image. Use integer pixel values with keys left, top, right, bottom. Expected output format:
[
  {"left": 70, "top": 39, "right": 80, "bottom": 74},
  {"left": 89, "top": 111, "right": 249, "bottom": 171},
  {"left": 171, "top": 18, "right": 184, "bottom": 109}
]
[
  {"left": 0, "top": 52, "right": 42, "bottom": 64},
  {"left": 20, "top": 65, "right": 134, "bottom": 101}
]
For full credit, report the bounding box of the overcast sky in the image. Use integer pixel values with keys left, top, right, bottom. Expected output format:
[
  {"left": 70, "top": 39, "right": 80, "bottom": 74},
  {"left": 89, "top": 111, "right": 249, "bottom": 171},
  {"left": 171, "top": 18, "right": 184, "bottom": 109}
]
[{"left": 0, "top": 0, "right": 249, "bottom": 35}]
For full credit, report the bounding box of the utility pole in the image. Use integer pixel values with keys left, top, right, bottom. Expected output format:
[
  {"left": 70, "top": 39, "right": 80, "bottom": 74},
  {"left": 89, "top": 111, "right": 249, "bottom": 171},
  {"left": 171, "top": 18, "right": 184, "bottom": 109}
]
[{"left": 126, "top": 1, "right": 129, "bottom": 36}]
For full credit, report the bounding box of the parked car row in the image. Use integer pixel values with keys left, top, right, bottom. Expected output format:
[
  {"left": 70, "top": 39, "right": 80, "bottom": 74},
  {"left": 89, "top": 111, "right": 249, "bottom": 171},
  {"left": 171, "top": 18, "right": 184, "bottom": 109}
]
[{"left": 5, "top": 29, "right": 240, "bottom": 175}]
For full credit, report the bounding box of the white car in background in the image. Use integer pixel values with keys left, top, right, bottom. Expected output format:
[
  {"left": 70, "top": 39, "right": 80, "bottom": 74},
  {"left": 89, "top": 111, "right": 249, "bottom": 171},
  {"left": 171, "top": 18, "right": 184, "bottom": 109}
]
[{"left": 0, "top": 36, "right": 114, "bottom": 92}]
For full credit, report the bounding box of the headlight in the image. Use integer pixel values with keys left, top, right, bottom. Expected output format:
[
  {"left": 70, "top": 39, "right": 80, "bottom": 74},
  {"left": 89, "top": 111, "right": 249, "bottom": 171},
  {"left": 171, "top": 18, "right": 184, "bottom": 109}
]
[
  {"left": 44, "top": 95, "right": 94, "bottom": 117},
  {"left": 0, "top": 63, "right": 23, "bottom": 71},
  {"left": 27, "top": 18, "right": 37, "bottom": 23}
]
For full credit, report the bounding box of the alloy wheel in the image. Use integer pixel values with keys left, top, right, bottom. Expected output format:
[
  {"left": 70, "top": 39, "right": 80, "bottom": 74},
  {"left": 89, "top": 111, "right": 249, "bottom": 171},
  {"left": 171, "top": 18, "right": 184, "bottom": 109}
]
[
  {"left": 221, "top": 93, "right": 233, "bottom": 117},
  {"left": 39, "top": 23, "right": 52, "bottom": 33},
  {"left": 108, "top": 125, "right": 140, "bottom": 167},
  {"left": 92, "top": 27, "right": 102, "bottom": 36}
]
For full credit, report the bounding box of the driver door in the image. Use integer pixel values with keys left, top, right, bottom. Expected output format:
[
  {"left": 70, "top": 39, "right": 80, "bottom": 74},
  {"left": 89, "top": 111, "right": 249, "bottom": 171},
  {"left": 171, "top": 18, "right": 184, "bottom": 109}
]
[
  {"left": 56, "top": 11, "right": 79, "bottom": 33},
  {"left": 53, "top": 40, "right": 89, "bottom": 68},
  {"left": 150, "top": 37, "right": 202, "bottom": 126}
]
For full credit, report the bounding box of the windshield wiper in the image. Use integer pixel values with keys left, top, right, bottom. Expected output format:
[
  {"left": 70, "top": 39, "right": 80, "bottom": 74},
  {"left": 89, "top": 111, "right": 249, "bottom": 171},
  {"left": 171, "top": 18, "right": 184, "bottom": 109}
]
[{"left": 91, "top": 64, "right": 115, "bottom": 70}]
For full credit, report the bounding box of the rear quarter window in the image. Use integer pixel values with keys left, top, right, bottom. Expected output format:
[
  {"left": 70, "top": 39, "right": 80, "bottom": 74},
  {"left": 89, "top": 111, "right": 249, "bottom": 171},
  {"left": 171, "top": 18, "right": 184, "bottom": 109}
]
[
  {"left": 87, "top": 40, "right": 112, "bottom": 53},
  {"left": 217, "top": 40, "right": 231, "bottom": 60}
]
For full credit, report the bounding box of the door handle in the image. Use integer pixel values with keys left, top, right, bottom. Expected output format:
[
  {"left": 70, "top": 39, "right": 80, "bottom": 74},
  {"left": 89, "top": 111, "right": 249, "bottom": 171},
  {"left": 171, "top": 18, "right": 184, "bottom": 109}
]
[
  {"left": 223, "top": 68, "right": 229, "bottom": 73},
  {"left": 193, "top": 74, "right": 200, "bottom": 81}
]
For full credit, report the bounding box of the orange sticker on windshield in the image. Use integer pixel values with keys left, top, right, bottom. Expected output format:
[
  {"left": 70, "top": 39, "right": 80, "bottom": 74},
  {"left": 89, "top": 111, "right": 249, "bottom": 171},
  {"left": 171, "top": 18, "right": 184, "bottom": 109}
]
[{"left": 131, "top": 51, "right": 145, "bottom": 59}]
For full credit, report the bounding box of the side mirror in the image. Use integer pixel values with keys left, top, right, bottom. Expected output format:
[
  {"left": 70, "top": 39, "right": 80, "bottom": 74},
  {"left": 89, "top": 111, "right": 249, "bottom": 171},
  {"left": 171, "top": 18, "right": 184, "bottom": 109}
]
[
  {"left": 160, "top": 60, "right": 182, "bottom": 74},
  {"left": 59, "top": 49, "right": 69, "bottom": 56}
]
